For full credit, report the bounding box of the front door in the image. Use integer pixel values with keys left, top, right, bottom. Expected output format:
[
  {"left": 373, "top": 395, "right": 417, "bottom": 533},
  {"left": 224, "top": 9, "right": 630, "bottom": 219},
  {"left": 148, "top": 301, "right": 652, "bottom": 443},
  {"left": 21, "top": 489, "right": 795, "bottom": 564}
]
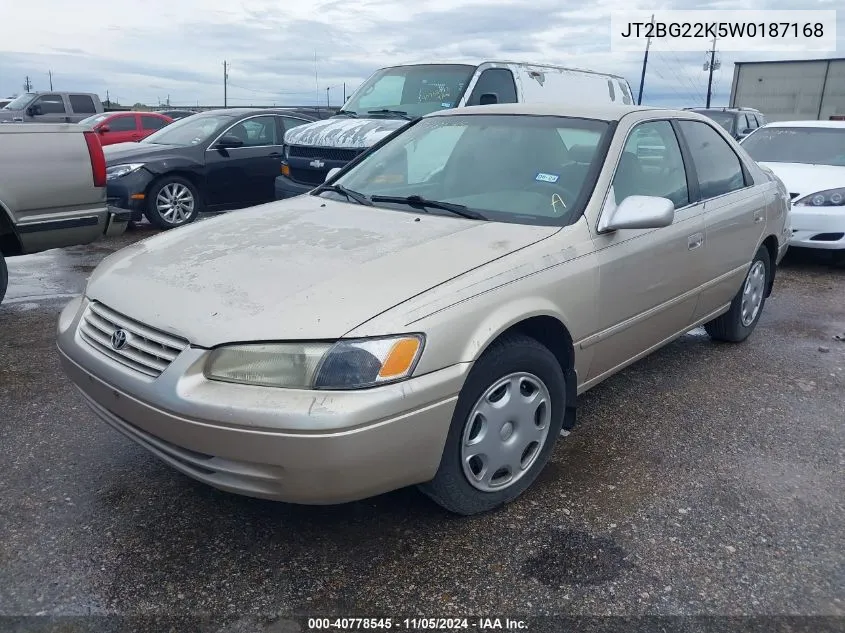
[
  {"left": 204, "top": 115, "right": 283, "bottom": 208},
  {"left": 98, "top": 114, "right": 140, "bottom": 145},
  {"left": 27, "top": 94, "right": 70, "bottom": 123},
  {"left": 584, "top": 119, "right": 707, "bottom": 384}
]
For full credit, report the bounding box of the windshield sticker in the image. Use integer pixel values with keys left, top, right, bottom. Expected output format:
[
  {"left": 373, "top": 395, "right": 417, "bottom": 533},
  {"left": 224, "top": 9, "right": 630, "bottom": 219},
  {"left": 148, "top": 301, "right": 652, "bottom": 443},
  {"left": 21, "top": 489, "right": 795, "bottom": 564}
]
[
  {"left": 441, "top": 102, "right": 452, "bottom": 108},
  {"left": 535, "top": 172, "right": 560, "bottom": 183}
]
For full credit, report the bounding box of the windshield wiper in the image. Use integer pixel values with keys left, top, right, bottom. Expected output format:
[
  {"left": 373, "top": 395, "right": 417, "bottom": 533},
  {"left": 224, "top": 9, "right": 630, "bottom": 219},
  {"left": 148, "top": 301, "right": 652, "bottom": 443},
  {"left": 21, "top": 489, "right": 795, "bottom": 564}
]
[
  {"left": 367, "top": 109, "right": 413, "bottom": 120},
  {"left": 314, "top": 183, "right": 373, "bottom": 206},
  {"left": 334, "top": 110, "right": 358, "bottom": 118},
  {"left": 369, "top": 194, "right": 486, "bottom": 220}
]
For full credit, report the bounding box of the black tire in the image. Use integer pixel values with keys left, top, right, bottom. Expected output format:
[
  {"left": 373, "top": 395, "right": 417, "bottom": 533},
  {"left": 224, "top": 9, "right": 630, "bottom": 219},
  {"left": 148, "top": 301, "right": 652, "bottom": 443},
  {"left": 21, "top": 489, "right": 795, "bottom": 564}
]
[
  {"left": 419, "top": 333, "right": 566, "bottom": 515},
  {"left": 704, "top": 245, "right": 771, "bottom": 342},
  {"left": 144, "top": 176, "right": 201, "bottom": 230},
  {"left": 0, "top": 252, "right": 7, "bottom": 305}
]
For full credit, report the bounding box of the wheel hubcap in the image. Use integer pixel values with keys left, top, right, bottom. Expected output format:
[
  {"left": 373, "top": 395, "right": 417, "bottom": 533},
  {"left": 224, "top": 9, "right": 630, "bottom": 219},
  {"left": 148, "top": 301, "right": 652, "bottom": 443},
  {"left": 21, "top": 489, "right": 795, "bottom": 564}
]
[
  {"left": 156, "top": 183, "right": 195, "bottom": 225},
  {"left": 740, "top": 260, "right": 766, "bottom": 326},
  {"left": 461, "top": 372, "right": 552, "bottom": 492}
]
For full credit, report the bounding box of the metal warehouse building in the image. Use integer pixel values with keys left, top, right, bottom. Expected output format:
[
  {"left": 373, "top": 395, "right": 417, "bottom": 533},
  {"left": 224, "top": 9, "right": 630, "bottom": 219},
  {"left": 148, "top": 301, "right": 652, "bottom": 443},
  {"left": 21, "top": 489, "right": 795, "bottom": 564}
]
[{"left": 729, "top": 57, "right": 845, "bottom": 122}]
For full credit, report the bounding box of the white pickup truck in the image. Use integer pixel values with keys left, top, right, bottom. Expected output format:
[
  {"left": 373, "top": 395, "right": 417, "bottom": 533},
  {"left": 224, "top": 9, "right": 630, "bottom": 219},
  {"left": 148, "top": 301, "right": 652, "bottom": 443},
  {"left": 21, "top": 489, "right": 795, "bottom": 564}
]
[{"left": 0, "top": 124, "right": 129, "bottom": 304}]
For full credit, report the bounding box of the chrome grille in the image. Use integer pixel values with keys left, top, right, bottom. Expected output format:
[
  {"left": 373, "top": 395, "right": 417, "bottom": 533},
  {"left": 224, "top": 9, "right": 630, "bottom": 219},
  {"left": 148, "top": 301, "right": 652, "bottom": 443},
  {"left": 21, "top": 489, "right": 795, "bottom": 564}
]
[{"left": 79, "top": 301, "right": 188, "bottom": 377}]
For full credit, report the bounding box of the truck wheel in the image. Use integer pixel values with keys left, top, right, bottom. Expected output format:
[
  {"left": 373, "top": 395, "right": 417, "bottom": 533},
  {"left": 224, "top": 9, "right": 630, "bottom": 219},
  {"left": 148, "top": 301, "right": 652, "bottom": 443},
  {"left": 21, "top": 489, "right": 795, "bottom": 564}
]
[
  {"left": 704, "top": 246, "right": 771, "bottom": 342},
  {"left": 144, "top": 176, "right": 201, "bottom": 229},
  {"left": 419, "top": 333, "right": 566, "bottom": 515},
  {"left": 0, "top": 252, "right": 8, "bottom": 305}
]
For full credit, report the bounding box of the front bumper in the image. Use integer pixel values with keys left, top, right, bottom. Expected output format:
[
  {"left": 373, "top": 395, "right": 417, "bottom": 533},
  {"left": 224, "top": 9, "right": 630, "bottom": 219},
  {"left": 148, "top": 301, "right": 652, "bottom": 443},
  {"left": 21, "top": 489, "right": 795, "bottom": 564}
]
[
  {"left": 106, "top": 169, "right": 155, "bottom": 220},
  {"left": 788, "top": 206, "right": 845, "bottom": 251},
  {"left": 57, "top": 297, "right": 466, "bottom": 504},
  {"left": 274, "top": 175, "right": 314, "bottom": 200}
]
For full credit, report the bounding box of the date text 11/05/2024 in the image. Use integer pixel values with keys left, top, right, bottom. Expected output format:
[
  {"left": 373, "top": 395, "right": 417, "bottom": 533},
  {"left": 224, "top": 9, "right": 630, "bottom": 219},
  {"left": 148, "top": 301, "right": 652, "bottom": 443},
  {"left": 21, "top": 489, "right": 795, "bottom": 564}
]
[{"left": 307, "top": 618, "right": 529, "bottom": 631}]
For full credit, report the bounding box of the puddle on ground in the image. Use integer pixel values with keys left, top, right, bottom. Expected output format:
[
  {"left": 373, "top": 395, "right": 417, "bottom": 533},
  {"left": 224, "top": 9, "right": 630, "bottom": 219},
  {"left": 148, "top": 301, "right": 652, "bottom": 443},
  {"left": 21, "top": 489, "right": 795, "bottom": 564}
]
[{"left": 521, "top": 529, "right": 629, "bottom": 586}]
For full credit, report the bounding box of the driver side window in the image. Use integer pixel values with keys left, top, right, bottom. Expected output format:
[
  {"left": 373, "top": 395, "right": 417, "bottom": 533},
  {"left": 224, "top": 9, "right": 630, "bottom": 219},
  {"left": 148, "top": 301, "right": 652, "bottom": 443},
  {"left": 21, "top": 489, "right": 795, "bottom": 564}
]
[{"left": 612, "top": 120, "right": 689, "bottom": 209}]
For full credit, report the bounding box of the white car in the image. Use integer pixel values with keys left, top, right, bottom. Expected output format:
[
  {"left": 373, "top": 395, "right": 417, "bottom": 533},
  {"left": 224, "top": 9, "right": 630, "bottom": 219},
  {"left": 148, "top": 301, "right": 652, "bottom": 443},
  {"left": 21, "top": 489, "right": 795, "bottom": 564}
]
[{"left": 741, "top": 121, "right": 845, "bottom": 254}]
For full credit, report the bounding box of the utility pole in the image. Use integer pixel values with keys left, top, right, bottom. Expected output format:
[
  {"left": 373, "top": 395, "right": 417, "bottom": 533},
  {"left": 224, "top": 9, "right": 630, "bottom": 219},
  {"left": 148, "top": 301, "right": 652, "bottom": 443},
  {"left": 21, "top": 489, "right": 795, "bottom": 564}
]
[
  {"left": 23, "top": 76, "right": 32, "bottom": 92},
  {"left": 48, "top": 70, "right": 53, "bottom": 90},
  {"left": 223, "top": 60, "right": 229, "bottom": 108},
  {"left": 637, "top": 14, "right": 655, "bottom": 105},
  {"left": 343, "top": 82, "right": 346, "bottom": 103},
  {"left": 105, "top": 89, "right": 110, "bottom": 108},
  {"left": 704, "top": 34, "right": 720, "bottom": 108},
  {"left": 326, "top": 86, "right": 330, "bottom": 108}
]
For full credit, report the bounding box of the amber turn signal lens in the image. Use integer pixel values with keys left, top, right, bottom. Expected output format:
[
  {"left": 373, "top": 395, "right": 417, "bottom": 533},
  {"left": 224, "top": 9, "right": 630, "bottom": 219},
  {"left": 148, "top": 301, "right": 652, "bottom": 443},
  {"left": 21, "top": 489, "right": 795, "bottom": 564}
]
[{"left": 378, "top": 337, "right": 422, "bottom": 379}]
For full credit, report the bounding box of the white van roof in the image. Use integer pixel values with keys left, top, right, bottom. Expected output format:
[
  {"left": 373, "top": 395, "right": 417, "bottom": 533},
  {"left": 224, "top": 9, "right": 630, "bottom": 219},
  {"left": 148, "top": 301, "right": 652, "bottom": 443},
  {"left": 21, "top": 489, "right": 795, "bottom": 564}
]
[{"left": 382, "top": 60, "right": 629, "bottom": 82}]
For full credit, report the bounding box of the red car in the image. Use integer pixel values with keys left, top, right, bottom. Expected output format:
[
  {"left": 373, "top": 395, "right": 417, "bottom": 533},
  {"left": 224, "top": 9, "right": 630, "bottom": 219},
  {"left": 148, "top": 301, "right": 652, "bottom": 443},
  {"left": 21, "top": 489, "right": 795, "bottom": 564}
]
[{"left": 78, "top": 111, "right": 173, "bottom": 146}]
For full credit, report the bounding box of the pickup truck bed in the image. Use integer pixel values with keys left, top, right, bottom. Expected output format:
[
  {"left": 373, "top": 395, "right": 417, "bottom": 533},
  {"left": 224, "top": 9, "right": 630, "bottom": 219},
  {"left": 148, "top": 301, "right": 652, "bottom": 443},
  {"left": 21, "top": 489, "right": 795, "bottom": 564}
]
[{"left": 0, "top": 124, "right": 129, "bottom": 303}]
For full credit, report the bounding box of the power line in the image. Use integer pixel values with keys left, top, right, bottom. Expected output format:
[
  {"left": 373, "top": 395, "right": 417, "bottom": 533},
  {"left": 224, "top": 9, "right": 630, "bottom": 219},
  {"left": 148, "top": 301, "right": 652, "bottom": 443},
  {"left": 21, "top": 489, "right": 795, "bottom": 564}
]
[{"left": 653, "top": 49, "right": 704, "bottom": 105}]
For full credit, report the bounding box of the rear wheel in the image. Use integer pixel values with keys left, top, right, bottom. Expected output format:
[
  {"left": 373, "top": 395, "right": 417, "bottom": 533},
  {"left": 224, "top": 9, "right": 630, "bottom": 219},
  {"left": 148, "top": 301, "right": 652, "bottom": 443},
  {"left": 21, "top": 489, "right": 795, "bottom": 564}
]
[
  {"left": 0, "top": 252, "right": 7, "bottom": 305},
  {"left": 419, "top": 333, "right": 566, "bottom": 515},
  {"left": 144, "top": 176, "right": 201, "bottom": 229},
  {"left": 704, "top": 245, "right": 771, "bottom": 342}
]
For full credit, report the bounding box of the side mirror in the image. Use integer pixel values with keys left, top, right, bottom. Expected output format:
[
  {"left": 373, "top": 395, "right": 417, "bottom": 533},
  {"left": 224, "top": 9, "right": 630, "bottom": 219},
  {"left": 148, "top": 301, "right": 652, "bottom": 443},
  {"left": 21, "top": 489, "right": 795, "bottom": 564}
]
[
  {"left": 739, "top": 128, "right": 753, "bottom": 137},
  {"left": 214, "top": 134, "right": 244, "bottom": 149},
  {"left": 479, "top": 93, "right": 498, "bottom": 106},
  {"left": 26, "top": 104, "right": 41, "bottom": 117},
  {"left": 98, "top": 125, "right": 110, "bottom": 133},
  {"left": 599, "top": 195, "right": 675, "bottom": 232},
  {"left": 325, "top": 167, "right": 341, "bottom": 182}
]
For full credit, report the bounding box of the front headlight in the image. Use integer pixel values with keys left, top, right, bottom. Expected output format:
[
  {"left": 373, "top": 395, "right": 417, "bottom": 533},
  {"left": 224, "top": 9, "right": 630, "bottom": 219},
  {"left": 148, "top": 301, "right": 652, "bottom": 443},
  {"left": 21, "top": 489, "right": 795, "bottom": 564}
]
[
  {"left": 203, "top": 334, "right": 425, "bottom": 390},
  {"left": 106, "top": 163, "right": 145, "bottom": 180},
  {"left": 794, "top": 187, "right": 845, "bottom": 207}
]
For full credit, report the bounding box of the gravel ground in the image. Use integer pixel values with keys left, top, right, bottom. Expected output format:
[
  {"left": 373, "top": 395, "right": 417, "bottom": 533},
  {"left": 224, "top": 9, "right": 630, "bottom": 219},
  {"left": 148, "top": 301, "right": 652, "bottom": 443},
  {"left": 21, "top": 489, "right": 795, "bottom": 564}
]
[{"left": 1, "top": 227, "right": 843, "bottom": 632}]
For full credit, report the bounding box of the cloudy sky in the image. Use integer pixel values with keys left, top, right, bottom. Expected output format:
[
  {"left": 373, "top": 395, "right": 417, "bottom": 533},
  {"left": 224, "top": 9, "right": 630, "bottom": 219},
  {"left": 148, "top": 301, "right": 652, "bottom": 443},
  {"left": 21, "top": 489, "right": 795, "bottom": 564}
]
[{"left": 0, "top": 0, "right": 841, "bottom": 109}]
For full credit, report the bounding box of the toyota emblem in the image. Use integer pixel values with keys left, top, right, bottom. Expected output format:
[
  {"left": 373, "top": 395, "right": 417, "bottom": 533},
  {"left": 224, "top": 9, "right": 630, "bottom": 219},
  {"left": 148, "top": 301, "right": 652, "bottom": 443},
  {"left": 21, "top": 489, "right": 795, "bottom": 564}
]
[{"left": 111, "top": 329, "right": 128, "bottom": 350}]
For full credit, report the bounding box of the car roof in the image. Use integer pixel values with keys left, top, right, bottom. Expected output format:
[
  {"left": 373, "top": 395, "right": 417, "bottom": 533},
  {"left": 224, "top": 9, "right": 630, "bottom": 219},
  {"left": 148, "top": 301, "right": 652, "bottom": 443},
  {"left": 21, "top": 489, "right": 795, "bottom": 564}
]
[
  {"left": 761, "top": 120, "right": 845, "bottom": 129},
  {"left": 427, "top": 103, "right": 683, "bottom": 121}
]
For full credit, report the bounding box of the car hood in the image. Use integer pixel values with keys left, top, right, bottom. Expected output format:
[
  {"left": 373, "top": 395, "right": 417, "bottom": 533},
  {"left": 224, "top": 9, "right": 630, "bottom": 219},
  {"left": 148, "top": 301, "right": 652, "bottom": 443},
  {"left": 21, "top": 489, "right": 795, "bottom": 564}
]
[
  {"left": 85, "top": 196, "right": 558, "bottom": 347},
  {"left": 283, "top": 117, "right": 407, "bottom": 149},
  {"left": 0, "top": 109, "right": 24, "bottom": 122},
  {"left": 103, "top": 142, "right": 183, "bottom": 165},
  {"left": 758, "top": 162, "right": 845, "bottom": 199}
]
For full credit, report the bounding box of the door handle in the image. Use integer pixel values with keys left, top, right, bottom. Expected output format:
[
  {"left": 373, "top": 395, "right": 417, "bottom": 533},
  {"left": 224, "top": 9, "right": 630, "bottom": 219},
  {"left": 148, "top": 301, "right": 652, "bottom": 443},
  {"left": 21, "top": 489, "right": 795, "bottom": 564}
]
[
  {"left": 688, "top": 233, "right": 704, "bottom": 250},
  {"left": 269, "top": 152, "right": 281, "bottom": 157}
]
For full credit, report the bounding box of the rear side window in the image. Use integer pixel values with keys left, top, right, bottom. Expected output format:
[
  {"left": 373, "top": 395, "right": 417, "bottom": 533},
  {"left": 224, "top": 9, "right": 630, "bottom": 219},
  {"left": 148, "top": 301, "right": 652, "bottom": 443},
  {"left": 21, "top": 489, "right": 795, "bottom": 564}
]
[
  {"left": 108, "top": 116, "right": 137, "bottom": 132},
  {"left": 466, "top": 69, "right": 517, "bottom": 106},
  {"left": 33, "top": 94, "right": 66, "bottom": 114},
  {"left": 69, "top": 94, "right": 96, "bottom": 114},
  {"left": 678, "top": 120, "right": 747, "bottom": 200},
  {"left": 141, "top": 115, "right": 167, "bottom": 130}
]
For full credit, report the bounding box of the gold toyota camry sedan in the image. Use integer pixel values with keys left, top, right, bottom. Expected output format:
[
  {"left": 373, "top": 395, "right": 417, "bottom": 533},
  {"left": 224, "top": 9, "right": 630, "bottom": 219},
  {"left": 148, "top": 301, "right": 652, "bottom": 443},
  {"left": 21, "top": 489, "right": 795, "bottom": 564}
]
[{"left": 57, "top": 103, "right": 791, "bottom": 515}]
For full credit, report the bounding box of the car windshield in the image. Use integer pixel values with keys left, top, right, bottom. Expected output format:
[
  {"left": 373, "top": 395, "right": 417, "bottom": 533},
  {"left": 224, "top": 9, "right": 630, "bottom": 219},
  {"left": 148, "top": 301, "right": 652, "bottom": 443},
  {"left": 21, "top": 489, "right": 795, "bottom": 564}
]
[
  {"left": 341, "top": 64, "right": 476, "bottom": 118},
  {"left": 696, "top": 111, "right": 735, "bottom": 132},
  {"left": 140, "top": 113, "right": 232, "bottom": 146},
  {"left": 326, "top": 114, "right": 611, "bottom": 225},
  {"left": 2, "top": 93, "right": 36, "bottom": 110},
  {"left": 78, "top": 113, "right": 110, "bottom": 126},
  {"left": 741, "top": 126, "right": 845, "bottom": 166}
]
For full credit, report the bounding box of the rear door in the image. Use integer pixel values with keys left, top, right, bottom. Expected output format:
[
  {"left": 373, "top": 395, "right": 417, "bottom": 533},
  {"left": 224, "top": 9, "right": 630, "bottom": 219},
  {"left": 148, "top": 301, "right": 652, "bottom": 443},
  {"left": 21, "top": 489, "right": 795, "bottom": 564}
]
[
  {"left": 204, "top": 115, "right": 283, "bottom": 207},
  {"left": 140, "top": 114, "right": 169, "bottom": 140},
  {"left": 675, "top": 119, "right": 765, "bottom": 320},
  {"left": 67, "top": 94, "right": 98, "bottom": 122}
]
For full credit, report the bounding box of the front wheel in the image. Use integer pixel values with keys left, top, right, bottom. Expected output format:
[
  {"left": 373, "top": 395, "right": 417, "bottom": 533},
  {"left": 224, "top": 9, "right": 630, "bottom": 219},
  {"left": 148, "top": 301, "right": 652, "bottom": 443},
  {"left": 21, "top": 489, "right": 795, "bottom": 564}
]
[
  {"left": 419, "top": 333, "right": 566, "bottom": 515},
  {"left": 144, "top": 176, "right": 201, "bottom": 229},
  {"left": 704, "top": 245, "right": 771, "bottom": 342}
]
